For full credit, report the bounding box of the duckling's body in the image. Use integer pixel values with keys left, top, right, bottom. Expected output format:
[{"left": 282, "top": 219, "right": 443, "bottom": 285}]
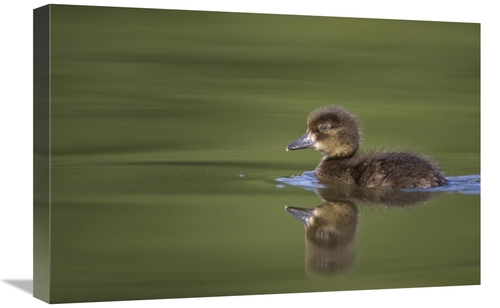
[
  {"left": 287, "top": 106, "right": 446, "bottom": 189},
  {"left": 317, "top": 150, "right": 446, "bottom": 189}
]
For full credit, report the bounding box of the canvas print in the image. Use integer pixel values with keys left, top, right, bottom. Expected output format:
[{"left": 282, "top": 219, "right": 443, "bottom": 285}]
[{"left": 33, "top": 4, "right": 480, "bottom": 304}]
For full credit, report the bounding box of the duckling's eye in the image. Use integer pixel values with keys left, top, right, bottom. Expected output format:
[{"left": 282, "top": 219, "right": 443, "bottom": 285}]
[{"left": 319, "top": 124, "right": 330, "bottom": 132}]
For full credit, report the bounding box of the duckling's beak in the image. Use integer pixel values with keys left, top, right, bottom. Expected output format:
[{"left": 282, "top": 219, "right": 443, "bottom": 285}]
[
  {"left": 285, "top": 206, "right": 314, "bottom": 226},
  {"left": 286, "top": 132, "right": 314, "bottom": 151}
]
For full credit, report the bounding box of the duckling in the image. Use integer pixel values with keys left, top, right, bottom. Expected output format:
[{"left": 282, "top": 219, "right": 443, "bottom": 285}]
[{"left": 286, "top": 106, "right": 446, "bottom": 189}]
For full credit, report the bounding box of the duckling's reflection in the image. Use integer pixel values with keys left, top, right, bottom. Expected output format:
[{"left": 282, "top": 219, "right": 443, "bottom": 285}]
[
  {"left": 286, "top": 200, "right": 357, "bottom": 277},
  {"left": 285, "top": 181, "right": 436, "bottom": 277}
]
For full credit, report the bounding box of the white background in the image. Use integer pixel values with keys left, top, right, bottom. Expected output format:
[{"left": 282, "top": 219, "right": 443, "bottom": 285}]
[{"left": 1, "top": 1, "right": 496, "bottom": 307}]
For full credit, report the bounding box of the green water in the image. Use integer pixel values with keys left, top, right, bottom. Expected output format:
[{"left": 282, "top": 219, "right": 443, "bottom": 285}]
[{"left": 45, "top": 5, "right": 479, "bottom": 303}]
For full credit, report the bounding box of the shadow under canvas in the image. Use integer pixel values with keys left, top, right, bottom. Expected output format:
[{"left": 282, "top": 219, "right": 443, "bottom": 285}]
[{"left": 3, "top": 280, "right": 33, "bottom": 295}]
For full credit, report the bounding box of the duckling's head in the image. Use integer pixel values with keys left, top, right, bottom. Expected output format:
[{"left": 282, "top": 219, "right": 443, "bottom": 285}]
[{"left": 286, "top": 106, "right": 361, "bottom": 158}]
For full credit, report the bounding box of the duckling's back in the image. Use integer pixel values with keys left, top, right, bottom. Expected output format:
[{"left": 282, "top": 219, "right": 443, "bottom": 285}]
[{"left": 318, "top": 151, "right": 446, "bottom": 189}]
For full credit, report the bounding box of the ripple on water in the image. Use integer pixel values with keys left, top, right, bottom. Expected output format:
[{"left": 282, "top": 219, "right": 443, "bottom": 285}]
[
  {"left": 276, "top": 171, "right": 321, "bottom": 191},
  {"left": 276, "top": 172, "right": 480, "bottom": 195}
]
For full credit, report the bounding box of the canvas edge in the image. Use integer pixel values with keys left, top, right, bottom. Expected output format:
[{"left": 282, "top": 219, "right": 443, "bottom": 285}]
[{"left": 33, "top": 4, "right": 51, "bottom": 303}]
